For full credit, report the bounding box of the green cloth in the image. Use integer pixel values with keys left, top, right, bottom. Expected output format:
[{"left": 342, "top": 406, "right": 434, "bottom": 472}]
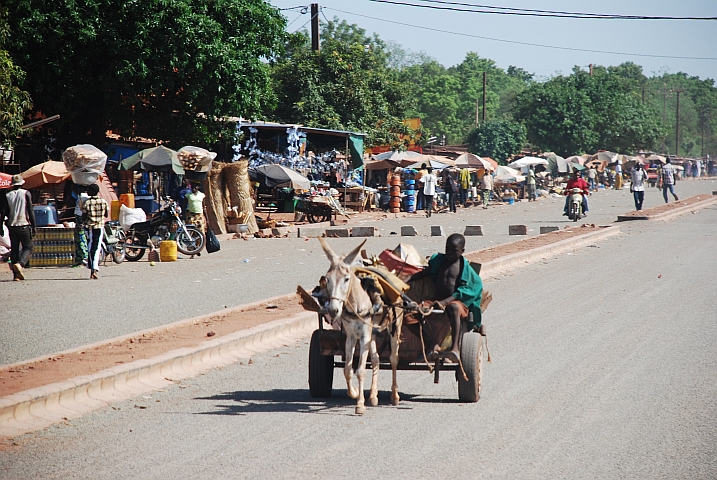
[
  {"left": 427, "top": 253, "right": 483, "bottom": 328},
  {"left": 349, "top": 135, "right": 364, "bottom": 169},
  {"left": 185, "top": 191, "right": 205, "bottom": 214}
]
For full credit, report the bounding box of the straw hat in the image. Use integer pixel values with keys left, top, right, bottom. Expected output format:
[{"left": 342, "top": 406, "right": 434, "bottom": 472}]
[{"left": 11, "top": 174, "right": 25, "bottom": 186}]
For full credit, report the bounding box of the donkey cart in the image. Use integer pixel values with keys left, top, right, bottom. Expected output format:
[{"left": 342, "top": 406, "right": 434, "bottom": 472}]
[{"left": 309, "top": 306, "right": 486, "bottom": 403}]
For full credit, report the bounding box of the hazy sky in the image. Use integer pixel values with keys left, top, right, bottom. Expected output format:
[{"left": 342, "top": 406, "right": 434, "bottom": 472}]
[{"left": 268, "top": 0, "right": 717, "bottom": 81}]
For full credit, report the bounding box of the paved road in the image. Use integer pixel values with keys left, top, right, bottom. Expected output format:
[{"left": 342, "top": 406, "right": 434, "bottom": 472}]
[
  {"left": 2, "top": 180, "right": 715, "bottom": 364},
  {"left": 2, "top": 194, "right": 715, "bottom": 478}
]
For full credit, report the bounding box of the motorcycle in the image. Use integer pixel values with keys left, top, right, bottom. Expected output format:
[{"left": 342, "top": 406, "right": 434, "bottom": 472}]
[
  {"left": 567, "top": 187, "right": 584, "bottom": 222},
  {"left": 100, "top": 221, "right": 125, "bottom": 264},
  {"left": 122, "top": 197, "right": 205, "bottom": 261}
]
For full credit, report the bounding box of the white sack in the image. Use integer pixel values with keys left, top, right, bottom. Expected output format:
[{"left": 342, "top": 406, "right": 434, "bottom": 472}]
[{"left": 119, "top": 204, "right": 147, "bottom": 230}]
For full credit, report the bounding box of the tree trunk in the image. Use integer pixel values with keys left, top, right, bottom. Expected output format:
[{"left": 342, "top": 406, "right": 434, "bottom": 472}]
[{"left": 203, "top": 163, "right": 227, "bottom": 234}]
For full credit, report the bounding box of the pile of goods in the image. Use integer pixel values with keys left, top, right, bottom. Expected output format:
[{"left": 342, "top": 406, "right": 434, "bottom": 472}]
[
  {"left": 62, "top": 144, "right": 107, "bottom": 185},
  {"left": 178, "top": 146, "right": 215, "bottom": 182}
]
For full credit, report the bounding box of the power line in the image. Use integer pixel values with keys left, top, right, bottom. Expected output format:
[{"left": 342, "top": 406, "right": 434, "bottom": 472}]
[
  {"left": 325, "top": 7, "right": 717, "bottom": 60},
  {"left": 369, "top": 0, "right": 717, "bottom": 20},
  {"left": 368, "top": 0, "right": 717, "bottom": 20}
]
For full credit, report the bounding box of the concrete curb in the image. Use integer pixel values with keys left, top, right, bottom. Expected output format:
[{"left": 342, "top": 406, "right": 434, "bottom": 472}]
[
  {"left": 0, "top": 311, "right": 316, "bottom": 438},
  {"left": 477, "top": 226, "right": 620, "bottom": 279},
  {"left": 0, "top": 225, "right": 621, "bottom": 438},
  {"left": 616, "top": 195, "right": 717, "bottom": 222}
]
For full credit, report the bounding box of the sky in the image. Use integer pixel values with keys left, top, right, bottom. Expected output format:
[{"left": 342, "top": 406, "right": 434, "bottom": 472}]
[{"left": 268, "top": 0, "right": 717, "bottom": 81}]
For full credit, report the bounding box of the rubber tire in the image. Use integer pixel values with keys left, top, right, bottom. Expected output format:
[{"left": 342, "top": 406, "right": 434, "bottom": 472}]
[
  {"left": 309, "top": 330, "right": 334, "bottom": 398},
  {"left": 176, "top": 225, "right": 205, "bottom": 255},
  {"left": 458, "top": 332, "right": 484, "bottom": 403},
  {"left": 112, "top": 230, "right": 126, "bottom": 264},
  {"left": 123, "top": 234, "right": 145, "bottom": 262}
]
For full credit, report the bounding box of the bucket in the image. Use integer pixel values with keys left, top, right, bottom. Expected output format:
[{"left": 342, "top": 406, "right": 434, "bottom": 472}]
[
  {"left": 110, "top": 200, "right": 121, "bottom": 221},
  {"left": 159, "top": 240, "right": 177, "bottom": 262},
  {"left": 404, "top": 179, "right": 415, "bottom": 186},
  {"left": 389, "top": 198, "right": 401, "bottom": 208},
  {"left": 390, "top": 207, "right": 400, "bottom": 213},
  {"left": 389, "top": 175, "right": 401, "bottom": 187},
  {"left": 390, "top": 186, "right": 401, "bottom": 196},
  {"left": 507, "top": 198, "right": 515, "bottom": 205},
  {"left": 119, "top": 193, "right": 135, "bottom": 209}
]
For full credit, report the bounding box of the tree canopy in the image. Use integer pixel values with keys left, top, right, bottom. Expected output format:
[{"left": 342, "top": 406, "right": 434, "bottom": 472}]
[
  {"left": 267, "top": 19, "right": 419, "bottom": 149},
  {"left": 513, "top": 67, "right": 665, "bottom": 156},
  {"left": 466, "top": 120, "right": 526, "bottom": 164},
  {"left": 6, "top": 0, "right": 287, "bottom": 150},
  {"left": 0, "top": 7, "right": 31, "bottom": 146}
]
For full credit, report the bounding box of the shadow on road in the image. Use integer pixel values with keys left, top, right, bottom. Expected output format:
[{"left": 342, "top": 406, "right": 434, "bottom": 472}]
[{"left": 193, "top": 388, "right": 455, "bottom": 416}]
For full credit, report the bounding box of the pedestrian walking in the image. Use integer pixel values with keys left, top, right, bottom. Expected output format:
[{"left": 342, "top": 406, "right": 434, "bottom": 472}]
[
  {"left": 185, "top": 183, "right": 207, "bottom": 232},
  {"left": 443, "top": 169, "right": 458, "bottom": 213},
  {"left": 480, "top": 170, "right": 493, "bottom": 209},
  {"left": 1, "top": 175, "right": 36, "bottom": 281},
  {"left": 661, "top": 158, "right": 679, "bottom": 203},
  {"left": 420, "top": 167, "right": 437, "bottom": 217},
  {"left": 630, "top": 164, "right": 649, "bottom": 211},
  {"left": 414, "top": 163, "right": 427, "bottom": 210},
  {"left": 526, "top": 165, "right": 537, "bottom": 201},
  {"left": 82, "top": 183, "right": 108, "bottom": 279}
]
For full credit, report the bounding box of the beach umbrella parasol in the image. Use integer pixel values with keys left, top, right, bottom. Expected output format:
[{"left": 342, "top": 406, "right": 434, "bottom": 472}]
[
  {"left": 565, "top": 155, "right": 587, "bottom": 166},
  {"left": 508, "top": 156, "right": 548, "bottom": 169},
  {"left": 119, "top": 146, "right": 183, "bottom": 174},
  {"left": 251, "top": 164, "right": 311, "bottom": 190},
  {"left": 20, "top": 161, "right": 71, "bottom": 189},
  {"left": 406, "top": 158, "right": 451, "bottom": 170},
  {"left": 0, "top": 172, "right": 13, "bottom": 189},
  {"left": 455, "top": 153, "right": 494, "bottom": 170},
  {"left": 371, "top": 150, "right": 423, "bottom": 162}
]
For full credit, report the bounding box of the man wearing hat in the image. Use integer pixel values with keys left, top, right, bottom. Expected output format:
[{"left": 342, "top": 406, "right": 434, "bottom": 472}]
[{"left": 0, "top": 175, "right": 36, "bottom": 281}]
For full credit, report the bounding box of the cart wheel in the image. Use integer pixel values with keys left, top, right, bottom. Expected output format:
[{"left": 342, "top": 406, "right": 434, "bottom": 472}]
[
  {"left": 309, "top": 330, "right": 334, "bottom": 398},
  {"left": 458, "top": 332, "right": 483, "bottom": 403}
]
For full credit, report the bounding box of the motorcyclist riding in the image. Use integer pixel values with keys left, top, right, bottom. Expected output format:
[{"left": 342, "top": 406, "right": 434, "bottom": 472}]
[{"left": 563, "top": 171, "right": 590, "bottom": 216}]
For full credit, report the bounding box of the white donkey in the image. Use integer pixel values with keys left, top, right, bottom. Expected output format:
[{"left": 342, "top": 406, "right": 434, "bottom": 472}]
[{"left": 319, "top": 237, "right": 403, "bottom": 414}]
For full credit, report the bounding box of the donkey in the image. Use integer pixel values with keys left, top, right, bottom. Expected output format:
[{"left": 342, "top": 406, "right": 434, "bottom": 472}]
[{"left": 319, "top": 237, "right": 403, "bottom": 414}]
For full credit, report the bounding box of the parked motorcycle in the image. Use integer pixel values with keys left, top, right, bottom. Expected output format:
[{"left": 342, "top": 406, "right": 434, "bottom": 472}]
[
  {"left": 567, "top": 187, "right": 584, "bottom": 222},
  {"left": 122, "top": 197, "right": 205, "bottom": 261},
  {"left": 101, "top": 221, "right": 125, "bottom": 264}
]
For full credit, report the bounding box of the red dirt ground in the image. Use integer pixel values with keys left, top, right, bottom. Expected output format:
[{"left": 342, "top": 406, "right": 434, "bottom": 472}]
[{"left": 618, "top": 193, "right": 714, "bottom": 218}]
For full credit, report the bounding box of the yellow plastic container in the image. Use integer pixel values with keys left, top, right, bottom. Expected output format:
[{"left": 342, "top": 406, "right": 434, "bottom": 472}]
[
  {"left": 111, "top": 200, "right": 121, "bottom": 221},
  {"left": 159, "top": 240, "right": 177, "bottom": 262},
  {"left": 119, "top": 193, "right": 135, "bottom": 209}
]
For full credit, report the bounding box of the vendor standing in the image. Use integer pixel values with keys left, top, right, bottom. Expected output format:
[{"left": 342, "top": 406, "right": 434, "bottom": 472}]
[
  {"left": 1, "top": 175, "right": 35, "bottom": 281},
  {"left": 72, "top": 184, "right": 89, "bottom": 266},
  {"left": 185, "top": 183, "right": 206, "bottom": 232}
]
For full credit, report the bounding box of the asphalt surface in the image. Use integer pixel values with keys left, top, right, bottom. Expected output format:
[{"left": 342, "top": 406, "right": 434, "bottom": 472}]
[
  {"left": 1, "top": 180, "right": 715, "bottom": 365},
  {"left": 1, "top": 183, "right": 716, "bottom": 478}
]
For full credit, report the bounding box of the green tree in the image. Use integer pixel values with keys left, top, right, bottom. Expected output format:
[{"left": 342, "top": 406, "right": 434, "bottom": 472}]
[
  {"left": 268, "top": 19, "right": 417, "bottom": 148},
  {"left": 404, "top": 52, "right": 532, "bottom": 145},
  {"left": 6, "top": 0, "right": 287, "bottom": 150},
  {"left": 0, "top": 7, "right": 31, "bottom": 145},
  {"left": 514, "top": 67, "right": 664, "bottom": 156},
  {"left": 466, "top": 120, "right": 526, "bottom": 164}
]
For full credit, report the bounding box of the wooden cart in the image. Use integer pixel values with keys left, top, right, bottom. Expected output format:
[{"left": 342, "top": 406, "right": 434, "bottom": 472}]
[{"left": 308, "top": 307, "right": 485, "bottom": 403}]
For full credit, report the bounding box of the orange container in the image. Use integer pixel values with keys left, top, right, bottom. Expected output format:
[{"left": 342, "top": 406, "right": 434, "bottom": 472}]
[
  {"left": 389, "top": 175, "right": 401, "bottom": 187},
  {"left": 389, "top": 198, "right": 401, "bottom": 208},
  {"left": 390, "top": 186, "right": 401, "bottom": 196},
  {"left": 110, "top": 200, "right": 121, "bottom": 221},
  {"left": 390, "top": 207, "right": 400, "bottom": 213},
  {"left": 119, "top": 193, "right": 135, "bottom": 209}
]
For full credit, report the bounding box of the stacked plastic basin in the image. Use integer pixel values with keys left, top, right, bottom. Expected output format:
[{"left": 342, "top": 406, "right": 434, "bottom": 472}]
[
  {"left": 389, "top": 174, "right": 401, "bottom": 213},
  {"left": 403, "top": 178, "right": 415, "bottom": 212}
]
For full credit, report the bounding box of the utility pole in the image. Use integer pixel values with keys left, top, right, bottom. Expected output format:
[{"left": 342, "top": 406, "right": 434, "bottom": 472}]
[
  {"left": 675, "top": 89, "right": 684, "bottom": 157},
  {"left": 311, "top": 3, "right": 320, "bottom": 52},
  {"left": 589, "top": 64, "right": 593, "bottom": 76},
  {"left": 475, "top": 99, "right": 480, "bottom": 127},
  {"left": 482, "top": 72, "right": 487, "bottom": 122}
]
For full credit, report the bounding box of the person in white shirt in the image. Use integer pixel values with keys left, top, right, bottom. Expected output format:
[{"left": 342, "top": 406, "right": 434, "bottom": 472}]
[
  {"left": 630, "top": 163, "right": 649, "bottom": 211},
  {"left": 420, "top": 167, "right": 437, "bottom": 217}
]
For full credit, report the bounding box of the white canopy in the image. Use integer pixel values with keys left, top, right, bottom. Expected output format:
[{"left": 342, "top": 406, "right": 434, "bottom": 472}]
[
  {"left": 509, "top": 156, "right": 548, "bottom": 169},
  {"left": 494, "top": 165, "right": 525, "bottom": 183}
]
